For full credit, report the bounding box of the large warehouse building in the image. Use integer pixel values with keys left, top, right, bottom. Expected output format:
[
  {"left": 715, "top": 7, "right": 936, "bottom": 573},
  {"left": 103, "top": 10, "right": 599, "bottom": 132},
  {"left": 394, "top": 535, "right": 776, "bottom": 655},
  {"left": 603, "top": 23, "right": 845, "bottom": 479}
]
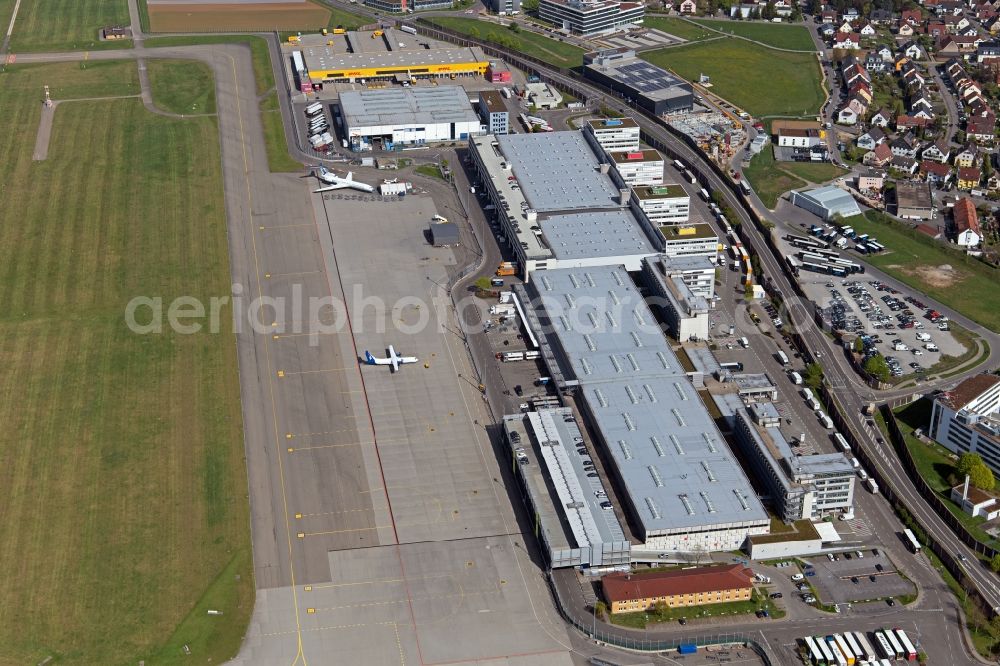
[
  {"left": 469, "top": 131, "right": 665, "bottom": 278},
  {"left": 584, "top": 48, "right": 694, "bottom": 115},
  {"left": 789, "top": 185, "right": 862, "bottom": 221},
  {"left": 340, "top": 87, "right": 483, "bottom": 151},
  {"left": 301, "top": 30, "right": 489, "bottom": 83},
  {"left": 517, "top": 266, "right": 770, "bottom": 553}
]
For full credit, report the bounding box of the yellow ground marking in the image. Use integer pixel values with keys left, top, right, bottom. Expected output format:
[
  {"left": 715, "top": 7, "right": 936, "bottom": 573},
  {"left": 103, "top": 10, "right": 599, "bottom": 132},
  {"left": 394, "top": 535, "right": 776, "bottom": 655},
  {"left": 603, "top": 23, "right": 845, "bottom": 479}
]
[
  {"left": 260, "top": 223, "right": 315, "bottom": 230},
  {"left": 287, "top": 427, "right": 360, "bottom": 437},
  {"left": 262, "top": 621, "right": 398, "bottom": 637},
  {"left": 287, "top": 441, "right": 371, "bottom": 453},
  {"left": 304, "top": 585, "right": 312, "bottom": 592},
  {"left": 300, "top": 525, "right": 390, "bottom": 537},
  {"left": 228, "top": 51, "right": 308, "bottom": 665},
  {"left": 272, "top": 331, "right": 338, "bottom": 340},
  {"left": 276, "top": 370, "right": 285, "bottom": 378},
  {"left": 266, "top": 270, "right": 321, "bottom": 279},
  {"left": 297, "top": 507, "right": 379, "bottom": 518},
  {"left": 308, "top": 572, "right": 455, "bottom": 591},
  {"left": 394, "top": 623, "right": 406, "bottom": 666},
  {"left": 295, "top": 513, "right": 302, "bottom": 519},
  {"left": 278, "top": 366, "right": 352, "bottom": 376}
]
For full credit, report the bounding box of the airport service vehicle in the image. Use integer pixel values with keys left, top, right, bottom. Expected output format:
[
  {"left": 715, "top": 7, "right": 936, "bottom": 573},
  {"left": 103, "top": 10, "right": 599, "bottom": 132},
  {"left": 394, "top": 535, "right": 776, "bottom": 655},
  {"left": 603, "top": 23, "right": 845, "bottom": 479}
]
[
  {"left": 776, "top": 350, "right": 789, "bottom": 365},
  {"left": 490, "top": 304, "right": 515, "bottom": 316},
  {"left": 308, "top": 165, "right": 375, "bottom": 193},
  {"left": 833, "top": 433, "right": 851, "bottom": 452},
  {"left": 496, "top": 262, "right": 517, "bottom": 277},
  {"left": 699, "top": 188, "right": 710, "bottom": 201},
  {"left": 304, "top": 102, "right": 323, "bottom": 116},
  {"left": 739, "top": 337, "right": 749, "bottom": 348},
  {"left": 789, "top": 371, "right": 803, "bottom": 384},
  {"left": 866, "top": 478, "right": 879, "bottom": 494},
  {"left": 719, "top": 361, "right": 744, "bottom": 372},
  {"left": 364, "top": 345, "right": 418, "bottom": 372}
]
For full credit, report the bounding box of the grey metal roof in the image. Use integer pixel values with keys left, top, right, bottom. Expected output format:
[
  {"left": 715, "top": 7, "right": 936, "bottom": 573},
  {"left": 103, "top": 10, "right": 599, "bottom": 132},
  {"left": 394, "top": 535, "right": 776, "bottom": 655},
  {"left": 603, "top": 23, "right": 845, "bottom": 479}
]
[
  {"left": 302, "top": 44, "right": 487, "bottom": 71},
  {"left": 539, "top": 210, "right": 658, "bottom": 260},
  {"left": 794, "top": 185, "right": 862, "bottom": 217},
  {"left": 527, "top": 266, "right": 768, "bottom": 535},
  {"left": 496, "top": 132, "right": 621, "bottom": 212},
  {"left": 430, "top": 222, "right": 460, "bottom": 245},
  {"left": 340, "top": 87, "right": 481, "bottom": 129},
  {"left": 585, "top": 56, "right": 693, "bottom": 103}
]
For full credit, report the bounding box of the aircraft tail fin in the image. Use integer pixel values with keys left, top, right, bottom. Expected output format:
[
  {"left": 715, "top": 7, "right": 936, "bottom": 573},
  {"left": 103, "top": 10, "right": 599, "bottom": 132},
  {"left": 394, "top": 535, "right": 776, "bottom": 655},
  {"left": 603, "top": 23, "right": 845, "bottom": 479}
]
[{"left": 364, "top": 351, "right": 376, "bottom": 364}]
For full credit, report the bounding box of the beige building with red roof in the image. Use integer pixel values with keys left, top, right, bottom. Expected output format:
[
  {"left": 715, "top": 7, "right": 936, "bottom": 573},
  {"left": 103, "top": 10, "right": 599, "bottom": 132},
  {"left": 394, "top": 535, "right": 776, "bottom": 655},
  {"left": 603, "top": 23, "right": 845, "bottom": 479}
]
[
  {"left": 931, "top": 375, "right": 1000, "bottom": 474},
  {"left": 602, "top": 564, "right": 754, "bottom": 614}
]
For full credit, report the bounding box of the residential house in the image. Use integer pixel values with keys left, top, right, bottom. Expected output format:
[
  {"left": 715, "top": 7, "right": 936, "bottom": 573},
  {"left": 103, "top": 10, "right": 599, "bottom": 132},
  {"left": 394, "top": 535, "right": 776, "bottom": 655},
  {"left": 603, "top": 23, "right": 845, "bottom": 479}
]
[
  {"left": 909, "top": 90, "right": 935, "bottom": 113},
  {"left": 951, "top": 197, "right": 982, "bottom": 246},
  {"left": 842, "top": 7, "right": 859, "bottom": 20},
  {"left": 921, "top": 139, "right": 951, "bottom": 162},
  {"left": 891, "top": 134, "right": 920, "bottom": 159},
  {"left": 916, "top": 223, "right": 943, "bottom": 239},
  {"left": 821, "top": 8, "right": 837, "bottom": 23},
  {"left": 849, "top": 81, "right": 873, "bottom": 105},
  {"left": 925, "top": 21, "right": 948, "bottom": 38},
  {"left": 984, "top": 15, "right": 1000, "bottom": 34},
  {"left": 875, "top": 44, "right": 895, "bottom": 62},
  {"left": 936, "top": 36, "right": 963, "bottom": 57},
  {"left": 968, "top": 116, "right": 996, "bottom": 142},
  {"left": 777, "top": 127, "right": 823, "bottom": 148},
  {"left": 958, "top": 166, "right": 982, "bottom": 189},
  {"left": 857, "top": 168, "right": 885, "bottom": 191},
  {"left": 871, "top": 8, "right": 893, "bottom": 24},
  {"left": 865, "top": 51, "right": 889, "bottom": 72},
  {"left": 897, "top": 22, "right": 915, "bottom": 36},
  {"left": 921, "top": 160, "right": 953, "bottom": 185},
  {"left": 837, "top": 106, "right": 859, "bottom": 125},
  {"left": 979, "top": 40, "right": 1000, "bottom": 62},
  {"left": 839, "top": 19, "right": 854, "bottom": 33},
  {"left": 988, "top": 171, "right": 1000, "bottom": 192},
  {"left": 870, "top": 107, "right": 893, "bottom": 127},
  {"left": 843, "top": 61, "right": 871, "bottom": 87},
  {"left": 956, "top": 17, "right": 973, "bottom": 32},
  {"left": 896, "top": 114, "right": 931, "bottom": 131},
  {"left": 857, "top": 127, "right": 888, "bottom": 150},
  {"left": 864, "top": 142, "right": 894, "bottom": 167},
  {"left": 901, "top": 40, "right": 927, "bottom": 60},
  {"left": 959, "top": 25, "right": 981, "bottom": 37},
  {"left": 954, "top": 35, "right": 985, "bottom": 52},
  {"left": 679, "top": 0, "right": 697, "bottom": 13},
  {"left": 835, "top": 31, "right": 861, "bottom": 49},
  {"left": 940, "top": 0, "right": 965, "bottom": 15},
  {"left": 891, "top": 154, "right": 919, "bottom": 175},
  {"left": 955, "top": 144, "right": 980, "bottom": 167},
  {"left": 819, "top": 23, "right": 837, "bottom": 38},
  {"left": 858, "top": 21, "right": 877, "bottom": 37},
  {"left": 901, "top": 8, "right": 922, "bottom": 25}
]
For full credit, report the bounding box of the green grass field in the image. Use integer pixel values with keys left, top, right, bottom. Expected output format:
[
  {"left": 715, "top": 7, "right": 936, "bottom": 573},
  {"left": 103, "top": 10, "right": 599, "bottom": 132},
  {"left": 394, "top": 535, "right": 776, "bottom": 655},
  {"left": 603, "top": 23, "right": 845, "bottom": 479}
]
[
  {"left": 641, "top": 15, "right": 713, "bottom": 41},
  {"left": 0, "top": 60, "right": 250, "bottom": 665},
  {"left": 744, "top": 146, "right": 807, "bottom": 208},
  {"left": 642, "top": 38, "right": 824, "bottom": 117},
  {"left": 690, "top": 18, "right": 817, "bottom": 51},
  {"left": 846, "top": 211, "right": 1000, "bottom": 332},
  {"left": 144, "top": 35, "right": 274, "bottom": 95},
  {"left": 147, "top": 59, "right": 217, "bottom": 115},
  {"left": 778, "top": 161, "right": 847, "bottom": 183},
  {"left": 426, "top": 17, "right": 584, "bottom": 69},
  {"left": 327, "top": 6, "right": 368, "bottom": 29},
  {"left": 8, "top": 0, "right": 131, "bottom": 52},
  {"left": 260, "top": 91, "right": 302, "bottom": 172}
]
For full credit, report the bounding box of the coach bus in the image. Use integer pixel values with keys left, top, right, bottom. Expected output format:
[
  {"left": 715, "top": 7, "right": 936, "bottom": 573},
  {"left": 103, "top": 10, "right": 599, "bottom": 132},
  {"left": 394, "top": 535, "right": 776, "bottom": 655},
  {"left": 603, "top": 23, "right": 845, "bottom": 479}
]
[{"left": 903, "top": 528, "right": 922, "bottom": 553}]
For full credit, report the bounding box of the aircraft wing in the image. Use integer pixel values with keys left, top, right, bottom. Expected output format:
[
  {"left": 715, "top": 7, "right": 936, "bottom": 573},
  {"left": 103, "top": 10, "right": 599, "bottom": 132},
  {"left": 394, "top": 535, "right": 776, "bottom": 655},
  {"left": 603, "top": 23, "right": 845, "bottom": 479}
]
[
  {"left": 399, "top": 356, "right": 418, "bottom": 364},
  {"left": 314, "top": 182, "right": 351, "bottom": 192}
]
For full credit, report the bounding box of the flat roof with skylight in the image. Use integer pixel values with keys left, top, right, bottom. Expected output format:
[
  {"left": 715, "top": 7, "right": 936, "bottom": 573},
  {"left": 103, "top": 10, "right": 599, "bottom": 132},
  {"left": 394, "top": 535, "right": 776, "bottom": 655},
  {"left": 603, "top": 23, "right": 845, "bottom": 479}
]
[
  {"left": 497, "top": 132, "right": 621, "bottom": 212},
  {"left": 539, "top": 210, "right": 658, "bottom": 261},
  {"left": 633, "top": 184, "right": 688, "bottom": 200},
  {"left": 660, "top": 222, "right": 717, "bottom": 240},
  {"left": 525, "top": 266, "right": 768, "bottom": 540}
]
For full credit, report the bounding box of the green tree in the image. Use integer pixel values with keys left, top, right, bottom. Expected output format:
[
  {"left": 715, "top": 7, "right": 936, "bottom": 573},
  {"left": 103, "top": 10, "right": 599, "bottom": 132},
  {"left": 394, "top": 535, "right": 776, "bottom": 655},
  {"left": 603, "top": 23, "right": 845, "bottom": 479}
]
[
  {"left": 804, "top": 363, "right": 824, "bottom": 391},
  {"left": 990, "top": 554, "right": 1000, "bottom": 574},
  {"left": 594, "top": 601, "right": 607, "bottom": 619},
  {"left": 863, "top": 354, "right": 890, "bottom": 382},
  {"left": 958, "top": 452, "right": 985, "bottom": 477},
  {"left": 744, "top": 284, "right": 754, "bottom": 301},
  {"left": 853, "top": 337, "right": 865, "bottom": 353},
  {"left": 508, "top": 21, "right": 520, "bottom": 32},
  {"left": 970, "top": 462, "right": 995, "bottom": 491},
  {"left": 469, "top": 26, "right": 480, "bottom": 39},
  {"left": 521, "top": 0, "right": 539, "bottom": 10}
]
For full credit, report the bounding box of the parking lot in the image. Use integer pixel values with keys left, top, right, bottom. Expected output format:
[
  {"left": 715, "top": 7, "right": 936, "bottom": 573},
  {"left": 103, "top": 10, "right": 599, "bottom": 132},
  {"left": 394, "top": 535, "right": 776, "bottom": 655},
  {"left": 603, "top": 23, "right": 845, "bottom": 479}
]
[
  {"left": 802, "top": 550, "right": 915, "bottom": 606},
  {"left": 799, "top": 276, "right": 966, "bottom": 378}
]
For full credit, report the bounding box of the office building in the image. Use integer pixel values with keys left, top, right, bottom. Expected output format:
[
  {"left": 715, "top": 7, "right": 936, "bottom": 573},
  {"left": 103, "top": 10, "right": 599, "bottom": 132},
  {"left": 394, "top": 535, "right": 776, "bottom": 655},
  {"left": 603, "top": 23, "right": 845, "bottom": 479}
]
[
  {"left": 340, "top": 87, "right": 483, "bottom": 151},
  {"left": 484, "top": 0, "right": 521, "bottom": 15},
  {"left": 518, "top": 266, "right": 769, "bottom": 553},
  {"left": 585, "top": 117, "right": 641, "bottom": 153},
  {"left": 503, "top": 409, "right": 631, "bottom": 569},
  {"left": 538, "top": 0, "right": 644, "bottom": 36},
  {"left": 641, "top": 255, "right": 711, "bottom": 341},
  {"left": 726, "top": 401, "right": 855, "bottom": 521},
  {"left": 930, "top": 374, "right": 1000, "bottom": 474},
  {"left": 602, "top": 564, "right": 754, "bottom": 613},
  {"left": 608, "top": 149, "right": 665, "bottom": 186},
  {"left": 584, "top": 49, "right": 694, "bottom": 115},
  {"left": 630, "top": 183, "right": 690, "bottom": 224},
  {"left": 659, "top": 223, "right": 720, "bottom": 261},
  {"left": 478, "top": 90, "right": 509, "bottom": 135}
]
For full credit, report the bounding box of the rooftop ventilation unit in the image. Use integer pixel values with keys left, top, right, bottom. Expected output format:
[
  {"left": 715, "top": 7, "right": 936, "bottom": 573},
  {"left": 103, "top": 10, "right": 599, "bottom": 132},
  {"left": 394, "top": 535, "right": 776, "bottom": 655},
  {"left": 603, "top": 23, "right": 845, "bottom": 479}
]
[
  {"left": 650, "top": 435, "right": 665, "bottom": 457},
  {"left": 618, "top": 440, "right": 632, "bottom": 460},
  {"left": 669, "top": 433, "right": 683, "bottom": 455},
  {"left": 648, "top": 465, "right": 664, "bottom": 487}
]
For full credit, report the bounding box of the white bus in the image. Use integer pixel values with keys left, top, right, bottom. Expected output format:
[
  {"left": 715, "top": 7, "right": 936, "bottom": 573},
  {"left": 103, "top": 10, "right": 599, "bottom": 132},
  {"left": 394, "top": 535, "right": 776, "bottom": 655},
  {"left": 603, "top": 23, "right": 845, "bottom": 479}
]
[
  {"left": 776, "top": 350, "right": 789, "bottom": 365},
  {"left": 903, "top": 528, "right": 921, "bottom": 553},
  {"left": 833, "top": 433, "right": 851, "bottom": 452},
  {"left": 866, "top": 478, "right": 879, "bottom": 494},
  {"left": 524, "top": 350, "right": 541, "bottom": 360},
  {"left": 304, "top": 101, "right": 323, "bottom": 116},
  {"left": 500, "top": 351, "right": 524, "bottom": 362}
]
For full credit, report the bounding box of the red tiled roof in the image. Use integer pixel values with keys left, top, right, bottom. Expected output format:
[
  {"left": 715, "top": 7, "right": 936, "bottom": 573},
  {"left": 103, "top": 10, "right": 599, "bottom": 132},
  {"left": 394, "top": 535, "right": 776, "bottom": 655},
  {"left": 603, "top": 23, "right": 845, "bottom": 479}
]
[
  {"left": 939, "top": 375, "right": 1000, "bottom": 410},
  {"left": 958, "top": 166, "right": 982, "bottom": 182},
  {"left": 921, "top": 160, "right": 952, "bottom": 176},
  {"left": 602, "top": 565, "right": 754, "bottom": 604},
  {"left": 915, "top": 223, "right": 941, "bottom": 237},
  {"left": 953, "top": 197, "right": 981, "bottom": 234}
]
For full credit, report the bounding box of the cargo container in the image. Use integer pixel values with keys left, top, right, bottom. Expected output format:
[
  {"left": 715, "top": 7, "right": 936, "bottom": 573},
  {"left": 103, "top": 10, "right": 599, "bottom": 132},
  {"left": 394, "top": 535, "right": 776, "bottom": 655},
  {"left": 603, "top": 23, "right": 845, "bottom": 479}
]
[{"left": 677, "top": 644, "right": 697, "bottom": 655}]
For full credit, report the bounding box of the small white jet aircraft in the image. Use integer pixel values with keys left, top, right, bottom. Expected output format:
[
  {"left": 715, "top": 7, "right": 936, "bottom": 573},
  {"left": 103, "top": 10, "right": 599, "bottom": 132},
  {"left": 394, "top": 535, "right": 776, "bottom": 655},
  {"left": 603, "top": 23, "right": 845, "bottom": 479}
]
[
  {"left": 364, "top": 346, "right": 418, "bottom": 372},
  {"left": 309, "top": 165, "right": 375, "bottom": 193}
]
